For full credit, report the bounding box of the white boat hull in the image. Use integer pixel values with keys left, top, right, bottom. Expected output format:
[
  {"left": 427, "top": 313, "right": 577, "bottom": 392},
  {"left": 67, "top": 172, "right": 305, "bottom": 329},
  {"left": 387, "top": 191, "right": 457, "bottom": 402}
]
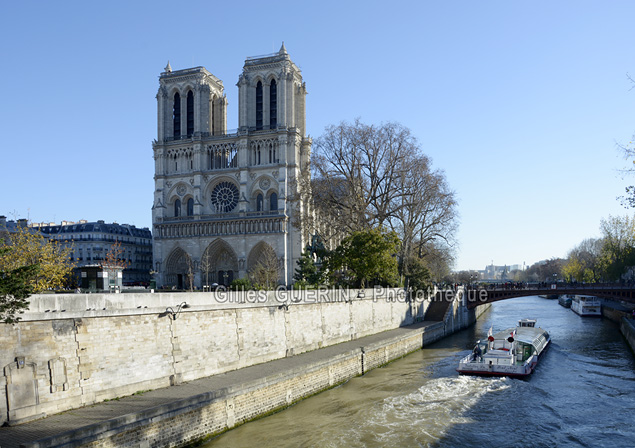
[
  {"left": 571, "top": 295, "right": 602, "bottom": 316},
  {"left": 457, "top": 346, "right": 548, "bottom": 378}
]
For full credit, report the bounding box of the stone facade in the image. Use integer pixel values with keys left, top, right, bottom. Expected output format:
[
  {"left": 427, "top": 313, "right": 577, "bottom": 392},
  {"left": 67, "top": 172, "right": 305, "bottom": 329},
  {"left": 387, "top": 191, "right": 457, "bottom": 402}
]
[
  {"left": 35, "top": 220, "right": 153, "bottom": 285},
  {"left": 0, "top": 217, "right": 154, "bottom": 286},
  {"left": 152, "top": 44, "right": 311, "bottom": 289}
]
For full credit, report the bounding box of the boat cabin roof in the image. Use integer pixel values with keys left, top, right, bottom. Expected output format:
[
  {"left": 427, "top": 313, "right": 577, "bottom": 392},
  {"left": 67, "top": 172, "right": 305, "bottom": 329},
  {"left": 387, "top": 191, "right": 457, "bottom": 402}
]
[{"left": 518, "top": 318, "right": 536, "bottom": 327}]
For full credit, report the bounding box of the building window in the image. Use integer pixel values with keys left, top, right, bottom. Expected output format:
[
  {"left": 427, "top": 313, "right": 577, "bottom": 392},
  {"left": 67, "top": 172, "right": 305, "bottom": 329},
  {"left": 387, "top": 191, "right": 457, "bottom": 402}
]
[
  {"left": 270, "top": 193, "right": 278, "bottom": 211},
  {"left": 187, "top": 198, "right": 194, "bottom": 216},
  {"left": 174, "top": 199, "right": 181, "bottom": 217},
  {"left": 186, "top": 90, "right": 194, "bottom": 137},
  {"left": 208, "top": 144, "right": 238, "bottom": 170},
  {"left": 256, "top": 194, "right": 263, "bottom": 212},
  {"left": 173, "top": 92, "right": 181, "bottom": 138},
  {"left": 256, "top": 81, "right": 263, "bottom": 130},
  {"left": 270, "top": 79, "right": 277, "bottom": 129}
]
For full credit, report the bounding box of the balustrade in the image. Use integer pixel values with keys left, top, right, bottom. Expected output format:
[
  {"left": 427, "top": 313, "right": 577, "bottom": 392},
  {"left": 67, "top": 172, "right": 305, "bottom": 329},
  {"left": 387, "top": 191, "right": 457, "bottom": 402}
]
[{"left": 156, "top": 214, "right": 286, "bottom": 239}]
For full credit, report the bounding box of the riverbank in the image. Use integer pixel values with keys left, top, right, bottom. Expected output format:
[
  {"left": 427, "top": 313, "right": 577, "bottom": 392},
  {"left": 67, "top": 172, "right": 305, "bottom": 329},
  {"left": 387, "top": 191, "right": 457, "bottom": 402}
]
[
  {"left": 621, "top": 317, "right": 635, "bottom": 355},
  {"left": 1, "top": 320, "right": 446, "bottom": 448},
  {"left": 597, "top": 299, "right": 635, "bottom": 355}
]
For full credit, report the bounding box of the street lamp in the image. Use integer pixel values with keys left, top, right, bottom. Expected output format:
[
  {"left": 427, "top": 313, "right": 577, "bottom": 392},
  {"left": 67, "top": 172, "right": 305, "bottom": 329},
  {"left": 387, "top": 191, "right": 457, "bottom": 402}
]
[{"left": 161, "top": 302, "right": 190, "bottom": 320}]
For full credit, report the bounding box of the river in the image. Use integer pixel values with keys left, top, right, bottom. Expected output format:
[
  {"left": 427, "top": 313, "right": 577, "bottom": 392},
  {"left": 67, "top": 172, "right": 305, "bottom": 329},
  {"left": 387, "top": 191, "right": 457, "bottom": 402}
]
[{"left": 203, "top": 296, "right": 635, "bottom": 448}]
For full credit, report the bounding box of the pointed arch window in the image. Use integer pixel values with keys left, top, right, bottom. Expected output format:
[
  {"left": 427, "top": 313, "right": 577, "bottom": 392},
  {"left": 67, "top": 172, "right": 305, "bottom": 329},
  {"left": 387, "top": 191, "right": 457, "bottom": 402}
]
[
  {"left": 270, "top": 193, "right": 278, "bottom": 211},
  {"left": 173, "top": 92, "right": 181, "bottom": 138},
  {"left": 269, "top": 79, "right": 277, "bottom": 129},
  {"left": 174, "top": 199, "right": 181, "bottom": 217},
  {"left": 256, "top": 194, "right": 264, "bottom": 212},
  {"left": 187, "top": 198, "right": 194, "bottom": 216},
  {"left": 210, "top": 96, "right": 215, "bottom": 135},
  {"left": 256, "top": 81, "right": 263, "bottom": 130},
  {"left": 186, "top": 90, "right": 194, "bottom": 137}
]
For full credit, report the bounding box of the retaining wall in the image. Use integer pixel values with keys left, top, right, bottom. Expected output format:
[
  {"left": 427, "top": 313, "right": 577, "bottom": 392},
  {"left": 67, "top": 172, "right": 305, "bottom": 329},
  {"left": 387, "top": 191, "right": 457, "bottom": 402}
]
[
  {"left": 22, "top": 322, "right": 446, "bottom": 448},
  {"left": 1, "top": 288, "right": 429, "bottom": 426},
  {"left": 621, "top": 317, "right": 635, "bottom": 354}
]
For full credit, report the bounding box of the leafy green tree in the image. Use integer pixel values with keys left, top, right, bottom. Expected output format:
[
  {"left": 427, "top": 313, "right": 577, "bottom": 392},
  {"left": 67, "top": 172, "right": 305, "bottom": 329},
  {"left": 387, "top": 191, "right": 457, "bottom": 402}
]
[
  {"left": 0, "top": 248, "right": 38, "bottom": 324},
  {"left": 230, "top": 278, "right": 252, "bottom": 291},
  {"left": 403, "top": 256, "right": 431, "bottom": 293},
  {"left": 294, "top": 249, "right": 325, "bottom": 286},
  {"left": 328, "top": 228, "right": 400, "bottom": 288}
]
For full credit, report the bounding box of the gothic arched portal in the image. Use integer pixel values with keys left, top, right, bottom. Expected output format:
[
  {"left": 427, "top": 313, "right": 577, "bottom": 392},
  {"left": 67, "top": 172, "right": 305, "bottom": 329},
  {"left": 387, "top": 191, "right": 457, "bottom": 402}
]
[
  {"left": 201, "top": 239, "right": 239, "bottom": 286},
  {"left": 165, "top": 247, "right": 192, "bottom": 289}
]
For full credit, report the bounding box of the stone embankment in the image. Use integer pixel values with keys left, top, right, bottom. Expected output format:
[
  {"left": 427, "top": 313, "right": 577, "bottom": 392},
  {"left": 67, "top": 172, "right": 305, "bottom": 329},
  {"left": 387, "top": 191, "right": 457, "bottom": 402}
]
[
  {"left": 621, "top": 317, "right": 635, "bottom": 354},
  {"left": 0, "top": 287, "right": 487, "bottom": 447}
]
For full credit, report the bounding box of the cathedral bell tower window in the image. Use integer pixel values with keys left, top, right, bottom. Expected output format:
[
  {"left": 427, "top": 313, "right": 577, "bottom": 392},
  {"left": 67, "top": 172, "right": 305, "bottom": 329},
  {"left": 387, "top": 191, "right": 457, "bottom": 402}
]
[
  {"left": 173, "top": 92, "right": 181, "bottom": 138},
  {"left": 187, "top": 198, "right": 194, "bottom": 216},
  {"left": 256, "top": 81, "right": 263, "bottom": 130},
  {"left": 270, "top": 79, "right": 277, "bottom": 129},
  {"left": 186, "top": 91, "right": 194, "bottom": 137},
  {"left": 174, "top": 199, "right": 181, "bottom": 217}
]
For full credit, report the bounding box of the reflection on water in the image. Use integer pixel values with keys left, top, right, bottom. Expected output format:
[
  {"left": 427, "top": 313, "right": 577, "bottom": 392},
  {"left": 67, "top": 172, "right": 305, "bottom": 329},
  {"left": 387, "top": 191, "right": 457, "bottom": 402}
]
[{"left": 203, "top": 297, "right": 635, "bottom": 448}]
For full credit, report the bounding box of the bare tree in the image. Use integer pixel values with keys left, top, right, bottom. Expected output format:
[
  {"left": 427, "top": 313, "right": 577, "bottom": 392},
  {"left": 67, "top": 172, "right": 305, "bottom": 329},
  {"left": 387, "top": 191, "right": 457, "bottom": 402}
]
[
  {"left": 200, "top": 252, "right": 213, "bottom": 289},
  {"left": 248, "top": 248, "right": 280, "bottom": 290},
  {"left": 102, "top": 240, "right": 130, "bottom": 291},
  {"left": 390, "top": 155, "right": 458, "bottom": 271},
  {"left": 311, "top": 120, "right": 417, "bottom": 232},
  {"left": 305, "top": 119, "right": 458, "bottom": 279}
]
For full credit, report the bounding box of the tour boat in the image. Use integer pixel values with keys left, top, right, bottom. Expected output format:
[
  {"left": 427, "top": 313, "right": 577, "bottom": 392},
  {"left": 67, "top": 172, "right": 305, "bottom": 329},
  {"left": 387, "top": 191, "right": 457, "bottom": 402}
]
[
  {"left": 457, "top": 319, "right": 550, "bottom": 378},
  {"left": 558, "top": 295, "right": 573, "bottom": 308},
  {"left": 571, "top": 295, "right": 602, "bottom": 316}
]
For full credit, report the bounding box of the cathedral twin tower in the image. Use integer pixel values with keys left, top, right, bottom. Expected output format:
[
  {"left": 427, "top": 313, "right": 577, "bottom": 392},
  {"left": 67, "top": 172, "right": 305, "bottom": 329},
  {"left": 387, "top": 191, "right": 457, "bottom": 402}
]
[{"left": 152, "top": 44, "right": 311, "bottom": 289}]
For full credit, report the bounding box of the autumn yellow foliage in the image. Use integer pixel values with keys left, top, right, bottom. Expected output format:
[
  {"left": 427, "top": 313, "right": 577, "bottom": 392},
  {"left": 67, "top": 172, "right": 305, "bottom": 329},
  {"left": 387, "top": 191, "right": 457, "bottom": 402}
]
[{"left": 0, "top": 225, "right": 75, "bottom": 292}]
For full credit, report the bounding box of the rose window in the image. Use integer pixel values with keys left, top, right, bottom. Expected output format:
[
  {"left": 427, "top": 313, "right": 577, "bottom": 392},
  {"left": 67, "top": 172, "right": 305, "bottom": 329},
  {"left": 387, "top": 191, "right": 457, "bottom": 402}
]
[{"left": 211, "top": 181, "right": 239, "bottom": 213}]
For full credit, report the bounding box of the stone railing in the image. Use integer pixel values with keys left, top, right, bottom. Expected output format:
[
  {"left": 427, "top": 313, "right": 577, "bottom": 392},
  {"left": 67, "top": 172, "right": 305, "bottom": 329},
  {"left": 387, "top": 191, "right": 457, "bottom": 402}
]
[{"left": 155, "top": 214, "right": 287, "bottom": 239}]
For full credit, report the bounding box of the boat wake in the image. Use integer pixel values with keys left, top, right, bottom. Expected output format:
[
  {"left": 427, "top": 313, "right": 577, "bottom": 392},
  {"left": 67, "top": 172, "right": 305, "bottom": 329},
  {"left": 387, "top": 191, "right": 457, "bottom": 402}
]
[{"left": 319, "top": 375, "right": 511, "bottom": 448}]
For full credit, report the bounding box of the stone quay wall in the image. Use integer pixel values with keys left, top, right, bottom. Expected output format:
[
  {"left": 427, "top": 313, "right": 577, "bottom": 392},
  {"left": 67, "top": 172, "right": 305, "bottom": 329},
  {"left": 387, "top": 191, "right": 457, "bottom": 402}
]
[
  {"left": 621, "top": 317, "right": 635, "bottom": 355},
  {"left": 22, "top": 322, "right": 447, "bottom": 448},
  {"left": 1, "top": 288, "right": 432, "bottom": 427}
]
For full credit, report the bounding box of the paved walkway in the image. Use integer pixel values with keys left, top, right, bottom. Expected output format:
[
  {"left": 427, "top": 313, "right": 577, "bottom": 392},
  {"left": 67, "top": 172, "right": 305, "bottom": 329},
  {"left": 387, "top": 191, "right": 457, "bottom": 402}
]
[{"left": 0, "top": 321, "right": 440, "bottom": 448}]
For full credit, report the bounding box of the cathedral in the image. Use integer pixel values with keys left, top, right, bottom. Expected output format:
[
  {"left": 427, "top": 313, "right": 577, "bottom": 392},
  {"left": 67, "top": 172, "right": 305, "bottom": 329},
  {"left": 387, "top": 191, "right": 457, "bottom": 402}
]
[{"left": 152, "top": 44, "right": 311, "bottom": 289}]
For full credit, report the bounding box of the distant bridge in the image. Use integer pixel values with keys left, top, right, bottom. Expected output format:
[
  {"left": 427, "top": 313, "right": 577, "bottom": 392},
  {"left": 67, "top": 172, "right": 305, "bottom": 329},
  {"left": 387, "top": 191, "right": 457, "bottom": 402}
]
[{"left": 464, "top": 284, "right": 635, "bottom": 309}]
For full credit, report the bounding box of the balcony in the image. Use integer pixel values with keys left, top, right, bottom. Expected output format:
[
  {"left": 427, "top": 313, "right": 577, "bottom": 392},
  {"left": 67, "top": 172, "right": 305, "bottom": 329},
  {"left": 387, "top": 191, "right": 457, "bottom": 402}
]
[
  {"left": 155, "top": 210, "right": 284, "bottom": 224},
  {"left": 156, "top": 125, "right": 294, "bottom": 144},
  {"left": 154, "top": 211, "right": 287, "bottom": 239}
]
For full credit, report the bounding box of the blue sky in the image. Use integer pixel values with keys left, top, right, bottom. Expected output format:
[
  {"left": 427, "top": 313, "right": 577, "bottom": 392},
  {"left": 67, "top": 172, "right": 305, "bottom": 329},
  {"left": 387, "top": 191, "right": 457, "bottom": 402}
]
[{"left": 1, "top": 1, "right": 633, "bottom": 271}]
